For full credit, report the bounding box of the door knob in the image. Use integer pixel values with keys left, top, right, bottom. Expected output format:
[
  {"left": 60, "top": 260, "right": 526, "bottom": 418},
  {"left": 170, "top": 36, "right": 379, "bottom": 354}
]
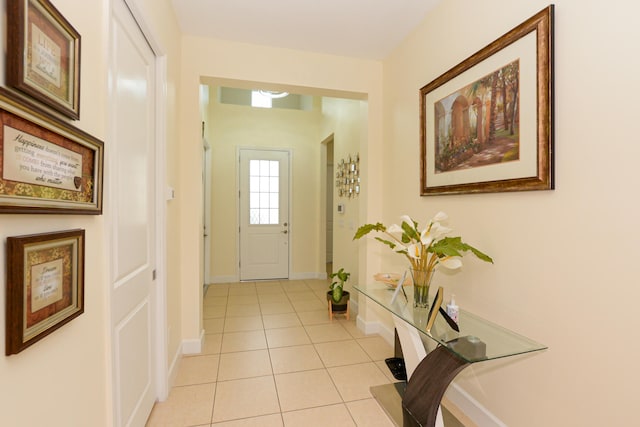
[{"left": 282, "top": 230, "right": 288, "bottom": 234}]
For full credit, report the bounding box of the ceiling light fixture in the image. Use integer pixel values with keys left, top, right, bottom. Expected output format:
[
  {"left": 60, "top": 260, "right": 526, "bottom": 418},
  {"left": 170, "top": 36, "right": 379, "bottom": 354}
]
[{"left": 258, "top": 90, "right": 289, "bottom": 99}]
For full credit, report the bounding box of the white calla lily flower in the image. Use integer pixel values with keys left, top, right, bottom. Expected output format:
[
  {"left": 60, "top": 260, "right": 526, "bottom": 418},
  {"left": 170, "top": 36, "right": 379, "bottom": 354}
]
[
  {"left": 433, "top": 211, "right": 448, "bottom": 222},
  {"left": 399, "top": 215, "right": 414, "bottom": 226},
  {"left": 406, "top": 243, "right": 421, "bottom": 259},
  {"left": 439, "top": 257, "right": 463, "bottom": 269}
]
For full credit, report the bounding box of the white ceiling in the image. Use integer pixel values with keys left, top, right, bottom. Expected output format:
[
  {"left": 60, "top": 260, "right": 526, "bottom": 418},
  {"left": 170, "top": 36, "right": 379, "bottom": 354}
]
[{"left": 170, "top": 0, "right": 442, "bottom": 60}]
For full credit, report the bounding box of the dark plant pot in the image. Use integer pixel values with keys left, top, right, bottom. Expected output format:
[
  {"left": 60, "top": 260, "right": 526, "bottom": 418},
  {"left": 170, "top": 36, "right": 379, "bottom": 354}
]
[{"left": 327, "top": 290, "right": 350, "bottom": 312}]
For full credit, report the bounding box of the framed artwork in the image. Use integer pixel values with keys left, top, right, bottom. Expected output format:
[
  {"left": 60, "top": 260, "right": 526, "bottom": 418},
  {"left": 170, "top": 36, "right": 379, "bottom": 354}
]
[
  {"left": 6, "top": 0, "right": 81, "bottom": 120},
  {"left": 420, "top": 6, "right": 553, "bottom": 195},
  {"left": 5, "top": 229, "right": 85, "bottom": 355},
  {"left": 0, "top": 88, "right": 103, "bottom": 214}
]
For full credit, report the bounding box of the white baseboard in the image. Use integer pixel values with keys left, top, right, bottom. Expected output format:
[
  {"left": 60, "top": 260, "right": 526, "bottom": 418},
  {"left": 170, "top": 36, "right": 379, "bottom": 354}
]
[
  {"left": 444, "top": 383, "right": 506, "bottom": 427},
  {"left": 289, "top": 272, "right": 327, "bottom": 280},
  {"left": 182, "top": 329, "right": 204, "bottom": 355},
  {"left": 355, "top": 314, "right": 395, "bottom": 346},
  {"left": 166, "top": 344, "right": 181, "bottom": 393},
  {"left": 209, "top": 275, "right": 237, "bottom": 284},
  {"left": 209, "top": 272, "right": 327, "bottom": 283}
]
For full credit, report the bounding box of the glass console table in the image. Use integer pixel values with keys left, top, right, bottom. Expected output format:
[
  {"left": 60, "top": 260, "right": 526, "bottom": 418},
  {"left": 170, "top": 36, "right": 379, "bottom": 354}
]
[{"left": 354, "top": 283, "right": 546, "bottom": 427}]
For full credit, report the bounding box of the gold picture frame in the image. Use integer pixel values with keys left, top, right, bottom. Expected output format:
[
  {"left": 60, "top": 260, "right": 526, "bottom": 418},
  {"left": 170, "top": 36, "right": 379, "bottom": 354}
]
[
  {"left": 5, "top": 229, "right": 85, "bottom": 355},
  {"left": 6, "top": 0, "right": 81, "bottom": 120},
  {"left": 420, "top": 6, "right": 553, "bottom": 195},
  {"left": 0, "top": 88, "right": 103, "bottom": 214}
]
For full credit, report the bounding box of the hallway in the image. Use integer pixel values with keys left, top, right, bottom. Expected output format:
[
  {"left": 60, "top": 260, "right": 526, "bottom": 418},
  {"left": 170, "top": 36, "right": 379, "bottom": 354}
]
[{"left": 146, "top": 279, "right": 397, "bottom": 426}]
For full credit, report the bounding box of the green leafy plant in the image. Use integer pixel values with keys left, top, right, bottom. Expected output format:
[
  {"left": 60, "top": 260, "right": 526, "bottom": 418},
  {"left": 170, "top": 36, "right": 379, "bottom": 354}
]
[
  {"left": 353, "top": 212, "right": 493, "bottom": 286},
  {"left": 329, "top": 268, "right": 350, "bottom": 303}
]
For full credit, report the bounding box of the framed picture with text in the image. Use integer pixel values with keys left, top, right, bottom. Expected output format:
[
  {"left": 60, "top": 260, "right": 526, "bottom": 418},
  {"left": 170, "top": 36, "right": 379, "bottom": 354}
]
[
  {"left": 420, "top": 6, "right": 553, "bottom": 195},
  {"left": 0, "top": 88, "right": 103, "bottom": 214},
  {"left": 6, "top": 0, "right": 81, "bottom": 120},
  {"left": 6, "top": 229, "right": 85, "bottom": 355}
]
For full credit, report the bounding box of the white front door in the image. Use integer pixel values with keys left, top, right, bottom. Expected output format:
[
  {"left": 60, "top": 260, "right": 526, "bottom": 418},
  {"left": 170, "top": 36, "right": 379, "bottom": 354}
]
[
  {"left": 239, "top": 149, "right": 290, "bottom": 280},
  {"left": 109, "top": 1, "right": 157, "bottom": 425}
]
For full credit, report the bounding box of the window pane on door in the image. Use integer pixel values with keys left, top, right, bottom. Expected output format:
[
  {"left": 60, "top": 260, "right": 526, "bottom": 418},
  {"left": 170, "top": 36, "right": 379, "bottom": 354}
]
[{"left": 249, "top": 159, "right": 280, "bottom": 225}]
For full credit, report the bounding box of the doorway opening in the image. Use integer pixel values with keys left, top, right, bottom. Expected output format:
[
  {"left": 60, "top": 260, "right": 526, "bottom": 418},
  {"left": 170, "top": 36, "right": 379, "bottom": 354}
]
[{"left": 199, "top": 81, "right": 366, "bottom": 286}]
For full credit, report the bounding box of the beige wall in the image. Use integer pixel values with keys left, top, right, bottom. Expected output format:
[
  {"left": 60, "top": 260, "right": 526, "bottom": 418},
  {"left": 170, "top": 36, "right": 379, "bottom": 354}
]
[
  {"left": 0, "top": 0, "right": 182, "bottom": 425},
  {"left": 381, "top": 0, "right": 640, "bottom": 425},
  {"left": 321, "top": 97, "right": 365, "bottom": 286}
]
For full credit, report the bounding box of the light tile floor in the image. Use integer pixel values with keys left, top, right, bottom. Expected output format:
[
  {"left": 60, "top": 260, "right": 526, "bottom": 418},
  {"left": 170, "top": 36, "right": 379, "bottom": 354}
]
[{"left": 146, "top": 279, "right": 399, "bottom": 427}]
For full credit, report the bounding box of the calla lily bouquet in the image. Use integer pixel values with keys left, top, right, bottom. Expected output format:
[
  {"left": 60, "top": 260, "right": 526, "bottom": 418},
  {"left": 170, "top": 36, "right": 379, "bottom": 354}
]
[{"left": 353, "top": 212, "right": 493, "bottom": 283}]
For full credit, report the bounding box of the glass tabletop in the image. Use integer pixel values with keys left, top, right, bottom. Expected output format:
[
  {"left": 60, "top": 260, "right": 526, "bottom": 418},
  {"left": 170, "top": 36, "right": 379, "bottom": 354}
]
[{"left": 354, "top": 283, "right": 547, "bottom": 363}]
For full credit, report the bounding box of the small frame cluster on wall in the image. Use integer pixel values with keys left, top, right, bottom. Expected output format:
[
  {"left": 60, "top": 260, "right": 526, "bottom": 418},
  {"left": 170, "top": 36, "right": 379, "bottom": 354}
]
[{"left": 335, "top": 153, "right": 360, "bottom": 198}]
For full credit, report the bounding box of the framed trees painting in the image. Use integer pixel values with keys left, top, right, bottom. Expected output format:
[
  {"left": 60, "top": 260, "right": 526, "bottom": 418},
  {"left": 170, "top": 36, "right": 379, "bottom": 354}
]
[
  {"left": 5, "top": 229, "right": 85, "bottom": 355},
  {"left": 420, "top": 6, "right": 553, "bottom": 195},
  {"left": 6, "top": 0, "right": 81, "bottom": 120}
]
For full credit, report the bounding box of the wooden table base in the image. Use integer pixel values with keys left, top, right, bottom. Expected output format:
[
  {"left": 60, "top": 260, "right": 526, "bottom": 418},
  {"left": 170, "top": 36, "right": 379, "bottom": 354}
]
[{"left": 402, "top": 346, "right": 470, "bottom": 427}]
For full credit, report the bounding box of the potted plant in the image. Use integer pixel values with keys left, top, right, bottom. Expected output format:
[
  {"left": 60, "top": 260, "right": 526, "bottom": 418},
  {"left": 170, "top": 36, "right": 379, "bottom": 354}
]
[
  {"left": 354, "top": 212, "right": 492, "bottom": 308},
  {"left": 327, "top": 268, "right": 350, "bottom": 320}
]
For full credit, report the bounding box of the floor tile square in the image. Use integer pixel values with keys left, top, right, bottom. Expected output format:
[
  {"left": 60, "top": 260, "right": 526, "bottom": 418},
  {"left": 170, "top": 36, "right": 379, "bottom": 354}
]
[
  {"left": 204, "top": 304, "right": 227, "bottom": 319},
  {"left": 346, "top": 398, "right": 395, "bottom": 426},
  {"left": 262, "top": 313, "right": 301, "bottom": 329},
  {"left": 174, "top": 355, "right": 219, "bottom": 386},
  {"left": 265, "top": 326, "right": 310, "bottom": 348},
  {"left": 218, "top": 349, "right": 272, "bottom": 381},
  {"left": 211, "top": 413, "right": 283, "bottom": 426},
  {"left": 146, "top": 383, "right": 215, "bottom": 427},
  {"left": 212, "top": 376, "right": 280, "bottom": 423},
  {"left": 328, "top": 362, "right": 390, "bottom": 401},
  {"left": 269, "top": 345, "right": 323, "bottom": 374},
  {"left": 258, "top": 293, "right": 290, "bottom": 304},
  {"left": 357, "top": 336, "right": 394, "bottom": 361},
  {"left": 204, "top": 318, "right": 225, "bottom": 334},
  {"left": 274, "top": 369, "right": 342, "bottom": 411},
  {"left": 260, "top": 301, "right": 295, "bottom": 315},
  {"left": 221, "top": 330, "right": 267, "bottom": 353},
  {"left": 282, "top": 404, "right": 355, "bottom": 427},
  {"left": 285, "top": 291, "right": 318, "bottom": 301},
  {"left": 314, "top": 340, "right": 371, "bottom": 367},
  {"left": 339, "top": 319, "right": 367, "bottom": 338},
  {"left": 228, "top": 286, "right": 257, "bottom": 296},
  {"left": 204, "top": 296, "right": 228, "bottom": 307},
  {"left": 225, "top": 304, "right": 262, "bottom": 317},
  {"left": 304, "top": 323, "right": 352, "bottom": 343},
  {"left": 202, "top": 333, "right": 223, "bottom": 355},
  {"left": 223, "top": 315, "right": 264, "bottom": 332},
  {"left": 206, "top": 285, "right": 229, "bottom": 297},
  {"left": 291, "top": 299, "right": 326, "bottom": 312},
  {"left": 228, "top": 295, "right": 259, "bottom": 305},
  {"left": 296, "top": 310, "right": 332, "bottom": 325}
]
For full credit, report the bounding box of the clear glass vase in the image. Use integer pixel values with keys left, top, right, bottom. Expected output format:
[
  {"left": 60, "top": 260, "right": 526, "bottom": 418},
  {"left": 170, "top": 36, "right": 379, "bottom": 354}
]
[{"left": 411, "top": 268, "right": 434, "bottom": 308}]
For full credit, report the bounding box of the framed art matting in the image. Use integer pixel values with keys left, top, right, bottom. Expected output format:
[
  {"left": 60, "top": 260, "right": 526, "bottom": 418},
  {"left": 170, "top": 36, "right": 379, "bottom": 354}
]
[
  {"left": 0, "top": 88, "right": 103, "bottom": 214},
  {"left": 6, "top": 0, "right": 81, "bottom": 119},
  {"left": 420, "top": 6, "right": 553, "bottom": 195},
  {"left": 5, "top": 229, "right": 85, "bottom": 355}
]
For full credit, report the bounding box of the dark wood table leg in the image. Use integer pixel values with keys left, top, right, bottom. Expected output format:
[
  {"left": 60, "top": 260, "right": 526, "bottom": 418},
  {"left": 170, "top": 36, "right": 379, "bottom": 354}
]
[{"left": 402, "top": 346, "right": 470, "bottom": 427}]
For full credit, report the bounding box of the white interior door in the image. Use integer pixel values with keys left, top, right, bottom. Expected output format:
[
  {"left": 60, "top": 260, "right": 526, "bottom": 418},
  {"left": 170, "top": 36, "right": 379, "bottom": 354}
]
[
  {"left": 239, "top": 149, "right": 290, "bottom": 280},
  {"left": 110, "top": 1, "right": 157, "bottom": 425}
]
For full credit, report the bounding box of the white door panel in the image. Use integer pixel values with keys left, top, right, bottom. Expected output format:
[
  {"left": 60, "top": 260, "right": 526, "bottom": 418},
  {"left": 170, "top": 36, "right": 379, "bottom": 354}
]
[
  {"left": 239, "top": 149, "right": 290, "bottom": 280},
  {"left": 110, "top": 0, "right": 156, "bottom": 425}
]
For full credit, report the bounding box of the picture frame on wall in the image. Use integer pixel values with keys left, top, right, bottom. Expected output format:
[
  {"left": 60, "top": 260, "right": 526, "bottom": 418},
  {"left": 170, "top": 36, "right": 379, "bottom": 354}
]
[
  {"left": 420, "top": 5, "right": 553, "bottom": 195},
  {"left": 0, "top": 88, "right": 104, "bottom": 215},
  {"left": 0, "top": 88, "right": 103, "bottom": 214},
  {"left": 5, "top": 229, "right": 85, "bottom": 355},
  {"left": 6, "top": 0, "right": 81, "bottom": 120}
]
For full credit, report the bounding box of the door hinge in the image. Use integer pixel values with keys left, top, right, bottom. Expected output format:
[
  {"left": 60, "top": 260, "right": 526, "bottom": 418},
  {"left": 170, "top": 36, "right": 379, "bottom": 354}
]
[{"left": 152, "top": 269, "right": 157, "bottom": 280}]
